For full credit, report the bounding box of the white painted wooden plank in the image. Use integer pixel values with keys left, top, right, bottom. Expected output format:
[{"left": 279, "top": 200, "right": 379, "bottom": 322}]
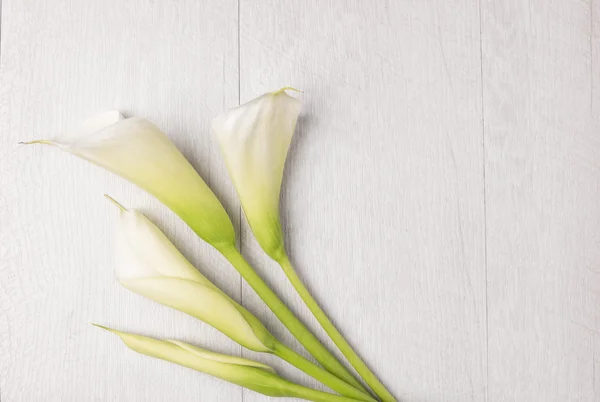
[
  {"left": 482, "top": 0, "right": 600, "bottom": 400},
  {"left": 0, "top": 0, "right": 241, "bottom": 401},
  {"left": 235, "top": 1, "right": 487, "bottom": 401}
]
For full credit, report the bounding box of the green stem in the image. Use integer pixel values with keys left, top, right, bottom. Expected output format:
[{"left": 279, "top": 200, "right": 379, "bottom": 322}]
[
  {"left": 217, "top": 244, "right": 368, "bottom": 394},
  {"left": 278, "top": 255, "right": 396, "bottom": 402},
  {"left": 273, "top": 342, "right": 376, "bottom": 402}
]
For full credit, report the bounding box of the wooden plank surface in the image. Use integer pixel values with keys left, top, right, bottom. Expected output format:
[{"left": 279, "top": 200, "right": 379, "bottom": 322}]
[
  {"left": 236, "top": 1, "right": 487, "bottom": 401},
  {"left": 1, "top": 0, "right": 599, "bottom": 401},
  {"left": 481, "top": 0, "right": 600, "bottom": 400},
  {"left": 0, "top": 0, "right": 241, "bottom": 401}
]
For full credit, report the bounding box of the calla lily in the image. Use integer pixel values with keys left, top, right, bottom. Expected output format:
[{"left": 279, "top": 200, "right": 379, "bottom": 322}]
[
  {"left": 213, "top": 88, "right": 301, "bottom": 261},
  {"left": 109, "top": 195, "right": 274, "bottom": 353},
  {"left": 107, "top": 196, "right": 375, "bottom": 402},
  {"left": 214, "top": 90, "right": 396, "bottom": 401},
  {"left": 94, "top": 326, "right": 362, "bottom": 402},
  {"left": 24, "top": 111, "right": 235, "bottom": 248}
]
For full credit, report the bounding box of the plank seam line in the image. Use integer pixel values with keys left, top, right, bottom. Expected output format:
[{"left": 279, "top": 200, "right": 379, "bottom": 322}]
[
  {"left": 591, "top": 0, "right": 594, "bottom": 115},
  {"left": 477, "top": 0, "right": 490, "bottom": 401}
]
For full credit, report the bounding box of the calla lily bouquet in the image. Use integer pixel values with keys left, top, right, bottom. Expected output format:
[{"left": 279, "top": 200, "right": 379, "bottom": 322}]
[{"left": 25, "top": 89, "right": 396, "bottom": 401}]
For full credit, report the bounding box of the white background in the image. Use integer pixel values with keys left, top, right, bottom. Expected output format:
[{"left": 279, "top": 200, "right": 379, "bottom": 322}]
[{"left": 1, "top": 0, "right": 599, "bottom": 401}]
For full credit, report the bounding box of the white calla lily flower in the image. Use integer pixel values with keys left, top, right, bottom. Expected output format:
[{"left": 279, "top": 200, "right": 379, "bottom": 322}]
[
  {"left": 109, "top": 197, "right": 274, "bottom": 353},
  {"left": 94, "top": 326, "right": 362, "bottom": 402},
  {"left": 214, "top": 91, "right": 397, "bottom": 401},
  {"left": 94, "top": 325, "right": 274, "bottom": 372},
  {"left": 93, "top": 326, "right": 284, "bottom": 395},
  {"left": 25, "top": 112, "right": 235, "bottom": 248},
  {"left": 213, "top": 88, "right": 302, "bottom": 261}
]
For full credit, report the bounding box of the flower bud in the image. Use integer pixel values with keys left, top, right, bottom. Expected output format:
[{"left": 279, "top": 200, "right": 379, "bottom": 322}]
[
  {"left": 110, "top": 197, "right": 275, "bottom": 353},
  {"left": 94, "top": 326, "right": 290, "bottom": 397},
  {"left": 213, "top": 88, "right": 301, "bottom": 261}
]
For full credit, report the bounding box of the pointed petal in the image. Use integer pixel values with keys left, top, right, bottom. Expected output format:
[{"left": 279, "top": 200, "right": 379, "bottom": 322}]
[{"left": 23, "top": 111, "right": 124, "bottom": 146}]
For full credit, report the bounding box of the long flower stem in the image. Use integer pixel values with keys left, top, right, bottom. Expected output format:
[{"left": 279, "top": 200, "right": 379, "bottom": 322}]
[
  {"left": 273, "top": 341, "right": 376, "bottom": 402},
  {"left": 278, "top": 255, "right": 396, "bottom": 402},
  {"left": 217, "top": 244, "right": 367, "bottom": 394}
]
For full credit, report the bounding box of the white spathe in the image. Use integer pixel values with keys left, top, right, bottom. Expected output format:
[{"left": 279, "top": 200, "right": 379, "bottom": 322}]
[
  {"left": 114, "top": 205, "right": 210, "bottom": 284},
  {"left": 112, "top": 203, "right": 274, "bottom": 353},
  {"left": 213, "top": 88, "right": 302, "bottom": 261},
  {"left": 94, "top": 326, "right": 289, "bottom": 397},
  {"left": 27, "top": 112, "right": 235, "bottom": 247}
]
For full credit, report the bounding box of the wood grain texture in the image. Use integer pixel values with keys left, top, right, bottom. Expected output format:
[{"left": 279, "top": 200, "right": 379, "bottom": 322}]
[
  {"left": 481, "top": 0, "right": 600, "bottom": 400},
  {"left": 2, "top": 0, "right": 599, "bottom": 401},
  {"left": 236, "top": 1, "right": 487, "bottom": 401},
  {"left": 0, "top": 0, "right": 241, "bottom": 401}
]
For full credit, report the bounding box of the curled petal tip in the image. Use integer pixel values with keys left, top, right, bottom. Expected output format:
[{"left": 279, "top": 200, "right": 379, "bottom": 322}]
[
  {"left": 103, "top": 194, "right": 127, "bottom": 212},
  {"left": 274, "top": 87, "right": 302, "bottom": 95}
]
